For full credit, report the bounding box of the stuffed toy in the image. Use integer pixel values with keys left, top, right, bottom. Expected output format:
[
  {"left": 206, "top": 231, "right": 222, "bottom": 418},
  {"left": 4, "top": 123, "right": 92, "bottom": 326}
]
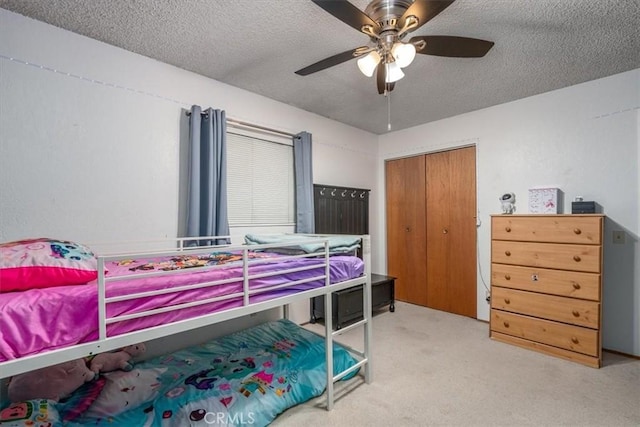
[
  {"left": 89, "top": 343, "right": 146, "bottom": 374},
  {"left": 7, "top": 358, "right": 97, "bottom": 402},
  {"left": 500, "top": 192, "right": 516, "bottom": 214}
]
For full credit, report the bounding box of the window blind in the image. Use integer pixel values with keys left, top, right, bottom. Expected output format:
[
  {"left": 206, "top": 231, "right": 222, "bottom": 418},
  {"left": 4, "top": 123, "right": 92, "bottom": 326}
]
[{"left": 226, "top": 130, "right": 294, "bottom": 226}]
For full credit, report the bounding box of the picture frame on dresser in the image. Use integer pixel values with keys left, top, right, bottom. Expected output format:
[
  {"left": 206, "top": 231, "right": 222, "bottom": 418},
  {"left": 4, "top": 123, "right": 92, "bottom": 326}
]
[{"left": 489, "top": 214, "right": 604, "bottom": 368}]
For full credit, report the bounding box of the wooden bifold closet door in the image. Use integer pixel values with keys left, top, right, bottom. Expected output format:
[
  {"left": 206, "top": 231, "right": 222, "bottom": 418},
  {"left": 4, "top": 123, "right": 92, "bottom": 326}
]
[
  {"left": 386, "top": 156, "right": 428, "bottom": 305},
  {"left": 386, "top": 146, "right": 477, "bottom": 317}
]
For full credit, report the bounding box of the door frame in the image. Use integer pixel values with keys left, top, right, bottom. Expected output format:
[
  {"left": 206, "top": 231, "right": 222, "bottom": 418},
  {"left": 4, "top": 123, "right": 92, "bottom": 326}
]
[{"left": 383, "top": 143, "right": 478, "bottom": 317}]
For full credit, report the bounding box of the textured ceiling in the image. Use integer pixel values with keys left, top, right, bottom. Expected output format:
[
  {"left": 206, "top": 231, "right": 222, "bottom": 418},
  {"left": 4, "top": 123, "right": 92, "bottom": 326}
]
[{"left": 1, "top": 0, "right": 638, "bottom": 134}]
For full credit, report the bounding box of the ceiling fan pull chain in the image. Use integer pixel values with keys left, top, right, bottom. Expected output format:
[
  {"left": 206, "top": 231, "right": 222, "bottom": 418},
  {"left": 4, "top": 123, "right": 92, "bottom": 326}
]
[{"left": 387, "top": 89, "right": 392, "bottom": 131}]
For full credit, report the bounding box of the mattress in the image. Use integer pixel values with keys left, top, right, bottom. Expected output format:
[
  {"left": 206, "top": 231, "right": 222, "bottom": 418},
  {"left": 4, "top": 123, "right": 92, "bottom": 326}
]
[
  {"left": 0, "top": 251, "right": 364, "bottom": 363},
  {"left": 1, "top": 319, "right": 360, "bottom": 427}
]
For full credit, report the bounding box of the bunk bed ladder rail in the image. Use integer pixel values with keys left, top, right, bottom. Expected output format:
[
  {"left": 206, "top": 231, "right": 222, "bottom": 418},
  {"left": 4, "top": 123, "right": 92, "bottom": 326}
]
[
  {"left": 97, "top": 257, "right": 107, "bottom": 341},
  {"left": 324, "top": 235, "right": 372, "bottom": 410}
]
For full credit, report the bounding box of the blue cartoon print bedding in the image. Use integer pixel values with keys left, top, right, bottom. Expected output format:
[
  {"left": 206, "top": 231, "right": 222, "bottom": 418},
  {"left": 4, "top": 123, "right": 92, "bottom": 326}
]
[{"left": 56, "top": 319, "right": 359, "bottom": 426}]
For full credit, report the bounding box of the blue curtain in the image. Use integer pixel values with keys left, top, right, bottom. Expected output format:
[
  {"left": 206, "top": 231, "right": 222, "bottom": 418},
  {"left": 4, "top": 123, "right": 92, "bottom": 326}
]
[
  {"left": 186, "top": 105, "right": 230, "bottom": 245},
  {"left": 293, "top": 131, "right": 314, "bottom": 233}
]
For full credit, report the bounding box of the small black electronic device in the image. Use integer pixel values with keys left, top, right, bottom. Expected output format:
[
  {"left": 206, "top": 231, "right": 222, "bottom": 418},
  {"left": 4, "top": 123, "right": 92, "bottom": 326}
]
[{"left": 572, "top": 201, "right": 596, "bottom": 214}]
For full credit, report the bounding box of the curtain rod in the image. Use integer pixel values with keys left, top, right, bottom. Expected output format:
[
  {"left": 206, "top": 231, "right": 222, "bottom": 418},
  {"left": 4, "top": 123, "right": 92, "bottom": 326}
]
[
  {"left": 227, "top": 118, "right": 295, "bottom": 138},
  {"left": 185, "top": 110, "right": 295, "bottom": 138}
]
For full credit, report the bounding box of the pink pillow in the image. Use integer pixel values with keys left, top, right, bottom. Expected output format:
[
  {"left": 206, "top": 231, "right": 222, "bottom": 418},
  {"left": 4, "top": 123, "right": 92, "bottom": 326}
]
[{"left": 0, "top": 238, "right": 99, "bottom": 293}]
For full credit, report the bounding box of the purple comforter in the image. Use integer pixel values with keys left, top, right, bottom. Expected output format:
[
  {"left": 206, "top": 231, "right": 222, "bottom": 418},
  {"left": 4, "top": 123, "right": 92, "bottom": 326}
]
[{"left": 0, "top": 252, "right": 363, "bottom": 362}]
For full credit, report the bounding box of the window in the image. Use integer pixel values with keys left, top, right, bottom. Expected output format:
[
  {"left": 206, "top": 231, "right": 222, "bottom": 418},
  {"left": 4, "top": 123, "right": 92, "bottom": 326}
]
[{"left": 226, "top": 128, "right": 294, "bottom": 226}]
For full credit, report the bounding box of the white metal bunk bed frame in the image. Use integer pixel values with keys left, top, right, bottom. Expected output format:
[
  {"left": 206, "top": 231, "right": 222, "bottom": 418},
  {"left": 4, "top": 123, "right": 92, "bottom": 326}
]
[{"left": 0, "top": 235, "right": 372, "bottom": 411}]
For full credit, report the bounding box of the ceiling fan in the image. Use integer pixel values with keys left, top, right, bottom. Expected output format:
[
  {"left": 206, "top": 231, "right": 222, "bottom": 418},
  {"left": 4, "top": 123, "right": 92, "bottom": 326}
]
[{"left": 295, "top": 0, "right": 494, "bottom": 94}]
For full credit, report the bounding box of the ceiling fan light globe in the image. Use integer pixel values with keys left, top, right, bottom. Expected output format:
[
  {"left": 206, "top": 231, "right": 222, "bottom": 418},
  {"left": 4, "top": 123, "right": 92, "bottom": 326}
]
[
  {"left": 385, "top": 62, "right": 405, "bottom": 83},
  {"left": 357, "top": 51, "right": 381, "bottom": 77},
  {"left": 392, "top": 42, "right": 416, "bottom": 68}
]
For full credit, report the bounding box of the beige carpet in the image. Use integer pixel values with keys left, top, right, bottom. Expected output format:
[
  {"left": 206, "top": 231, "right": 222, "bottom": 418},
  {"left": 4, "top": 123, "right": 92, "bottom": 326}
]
[{"left": 272, "top": 302, "right": 640, "bottom": 427}]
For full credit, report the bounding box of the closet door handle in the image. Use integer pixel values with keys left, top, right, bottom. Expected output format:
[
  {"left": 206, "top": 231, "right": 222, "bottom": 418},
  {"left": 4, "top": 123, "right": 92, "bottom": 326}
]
[
  {"left": 442, "top": 228, "right": 448, "bottom": 234},
  {"left": 405, "top": 226, "right": 411, "bottom": 232}
]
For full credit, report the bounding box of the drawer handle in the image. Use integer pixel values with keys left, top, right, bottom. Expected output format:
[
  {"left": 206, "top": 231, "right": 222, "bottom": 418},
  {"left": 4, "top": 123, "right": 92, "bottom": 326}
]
[
  {"left": 505, "top": 250, "right": 511, "bottom": 256},
  {"left": 572, "top": 283, "right": 581, "bottom": 290},
  {"left": 574, "top": 228, "right": 582, "bottom": 235},
  {"left": 505, "top": 227, "right": 511, "bottom": 232},
  {"left": 571, "top": 336, "right": 579, "bottom": 344},
  {"left": 572, "top": 310, "right": 580, "bottom": 317},
  {"left": 504, "top": 274, "right": 511, "bottom": 280},
  {"left": 503, "top": 321, "right": 509, "bottom": 328},
  {"left": 504, "top": 298, "right": 510, "bottom": 304},
  {"left": 573, "top": 255, "right": 581, "bottom": 262}
]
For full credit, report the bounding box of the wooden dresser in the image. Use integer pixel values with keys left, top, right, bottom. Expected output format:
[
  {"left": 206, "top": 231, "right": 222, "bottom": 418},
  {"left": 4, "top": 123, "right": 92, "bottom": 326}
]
[{"left": 490, "top": 214, "right": 604, "bottom": 367}]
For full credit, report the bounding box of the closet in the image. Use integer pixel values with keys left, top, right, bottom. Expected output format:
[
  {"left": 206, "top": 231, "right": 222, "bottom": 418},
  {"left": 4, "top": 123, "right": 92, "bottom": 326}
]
[{"left": 386, "top": 146, "right": 477, "bottom": 317}]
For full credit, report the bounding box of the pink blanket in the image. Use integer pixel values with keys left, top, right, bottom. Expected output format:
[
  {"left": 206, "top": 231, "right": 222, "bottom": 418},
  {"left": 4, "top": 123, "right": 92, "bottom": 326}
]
[{"left": 0, "top": 252, "right": 363, "bottom": 362}]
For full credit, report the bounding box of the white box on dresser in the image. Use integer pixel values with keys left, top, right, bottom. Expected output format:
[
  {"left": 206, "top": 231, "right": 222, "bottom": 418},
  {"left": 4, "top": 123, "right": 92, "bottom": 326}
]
[
  {"left": 489, "top": 214, "right": 604, "bottom": 368},
  {"left": 528, "top": 187, "right": 560, "bottom": 213}
]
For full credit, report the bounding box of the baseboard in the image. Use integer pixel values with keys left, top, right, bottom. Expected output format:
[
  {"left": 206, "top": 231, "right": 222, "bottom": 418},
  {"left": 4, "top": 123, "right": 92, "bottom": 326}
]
[{"left": 603, "top": 348, "right": 640, "bottom": 360}]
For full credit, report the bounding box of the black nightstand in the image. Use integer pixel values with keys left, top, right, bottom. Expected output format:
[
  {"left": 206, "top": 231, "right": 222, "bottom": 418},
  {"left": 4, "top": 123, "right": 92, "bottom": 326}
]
[{"left": 310, "top": 273, "right": 395, "bottom": 330}]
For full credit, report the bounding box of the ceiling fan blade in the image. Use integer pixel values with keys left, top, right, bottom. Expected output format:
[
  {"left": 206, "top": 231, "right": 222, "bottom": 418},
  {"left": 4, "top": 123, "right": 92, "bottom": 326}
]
[
  {"left": 376, "top": 63, "right": 386, "bottom": 94},
  {"left": 399, "top": 0, "right": 456, "bottom": 32},
  {"left": 295, "top": 47, "right": 365, "bottom": 76},
  {"left": 312, "top": 0, "right": 379, "bottom": 33},
  {"left": 410, "top": 35, "right": 494, "bottom": 57}
]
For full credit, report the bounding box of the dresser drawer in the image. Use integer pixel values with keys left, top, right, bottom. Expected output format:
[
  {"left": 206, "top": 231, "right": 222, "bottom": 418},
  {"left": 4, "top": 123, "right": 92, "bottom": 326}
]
[
  {"left": 491, "top": 310, "right": 598, "bottom": 356},
  {"left": 492, "top": 216, "right": 602, "bottom": 244},
  {"left": 491, "top": 264, "right": 600, "bottom": 301},
  {"left": 492, "top": 240, "right": 601, "bottom": 273},
  {"left": 491, "top": 287, "right": 599, "bottom": 328},
  {"left": 490, "top": 332, "right": 600, "bottom": 368}
]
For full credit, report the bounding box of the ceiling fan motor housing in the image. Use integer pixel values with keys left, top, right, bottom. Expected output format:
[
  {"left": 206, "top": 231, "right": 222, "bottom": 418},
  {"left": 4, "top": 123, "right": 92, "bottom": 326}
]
[
  {"left": 365, "top": 0, "right": 413, "bottom": 31},
  {"left": 364, "top": 0, "right": 415, "bottom": 57}
]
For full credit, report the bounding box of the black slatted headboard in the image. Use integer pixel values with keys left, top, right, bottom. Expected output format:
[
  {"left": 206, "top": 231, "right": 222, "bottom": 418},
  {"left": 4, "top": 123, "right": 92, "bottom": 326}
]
[{"left": 313, "top": 184, "right": 370, "bottom": 235}]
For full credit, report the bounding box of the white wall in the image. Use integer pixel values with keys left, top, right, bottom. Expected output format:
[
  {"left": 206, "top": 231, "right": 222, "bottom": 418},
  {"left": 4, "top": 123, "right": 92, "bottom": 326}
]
[
  {"left": 2, "top": 9, "right": 637, "bottom": 357},
  {"left": 0, "top": 9, "right": 380, "bottom": 329},
  {"left": 378, "top": 69, "right": 640, "bottom": 356}
]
